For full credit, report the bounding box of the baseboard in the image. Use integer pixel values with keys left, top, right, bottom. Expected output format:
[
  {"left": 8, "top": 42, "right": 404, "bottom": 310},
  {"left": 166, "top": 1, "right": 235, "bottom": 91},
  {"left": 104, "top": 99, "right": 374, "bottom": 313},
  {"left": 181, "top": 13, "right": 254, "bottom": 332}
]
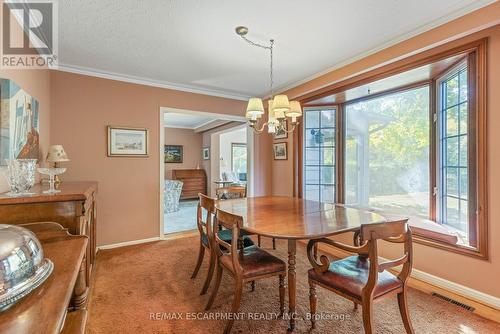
[
  {"left": 310, "top": 242, "right": 500, "bottom": 323},
  {"left": 97, "top": 237, "right": 161, "bottom": 250}
]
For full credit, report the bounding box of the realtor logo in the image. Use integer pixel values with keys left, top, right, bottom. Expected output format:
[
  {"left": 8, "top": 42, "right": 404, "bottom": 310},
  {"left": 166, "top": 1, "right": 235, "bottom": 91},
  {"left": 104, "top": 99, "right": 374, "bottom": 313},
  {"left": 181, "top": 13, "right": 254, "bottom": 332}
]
[{"left": 1, "top": 1, "right": 58, "bottom": 69}]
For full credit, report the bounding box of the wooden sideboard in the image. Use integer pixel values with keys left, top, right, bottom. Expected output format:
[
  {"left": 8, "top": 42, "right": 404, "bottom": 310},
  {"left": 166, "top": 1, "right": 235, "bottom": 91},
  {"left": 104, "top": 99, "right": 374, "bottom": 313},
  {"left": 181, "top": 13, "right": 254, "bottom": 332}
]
[
  {"left": 0, "top": 222, "right": 88, "bottom": 334},
  {"left": 172, "top": 169, "right": 206, "bottom": 199},
  {"left": 0, "top": 181, "right": 97, "bottom": 309}
]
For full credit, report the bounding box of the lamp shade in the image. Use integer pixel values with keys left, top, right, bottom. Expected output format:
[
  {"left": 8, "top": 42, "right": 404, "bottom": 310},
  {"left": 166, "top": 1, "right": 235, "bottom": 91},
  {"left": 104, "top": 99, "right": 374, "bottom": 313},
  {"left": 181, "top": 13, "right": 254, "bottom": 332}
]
[
  {"left": 286, "top": 100, "right": 302, "bottom": 118},
  {"left": 246, "top": 98, "right": 265, "bottom": 120},
  {"left": 272, "top": 95, "right": 290, "bottom": 114},
  {"left": 46, "top": 145, "right": 69, "bottom": 163}
]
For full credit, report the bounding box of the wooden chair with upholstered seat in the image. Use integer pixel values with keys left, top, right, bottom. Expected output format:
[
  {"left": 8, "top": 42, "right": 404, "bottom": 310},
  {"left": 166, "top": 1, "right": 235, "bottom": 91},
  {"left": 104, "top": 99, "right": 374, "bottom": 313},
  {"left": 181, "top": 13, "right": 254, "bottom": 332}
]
[
  {"left": 307, "top": 219, "right": 414, "bottom": 334},
  {"left": 191, "top": 194, "right": 254, "bottom": 295},
  {"left": 216, "top": 185, "right": 276, "bottom": 250},
  {"left": 206, "top": 208, "right": 287, "bottom": 334},
  {"left": 215, "top": 185, "right": 246, "bottom": 200}
]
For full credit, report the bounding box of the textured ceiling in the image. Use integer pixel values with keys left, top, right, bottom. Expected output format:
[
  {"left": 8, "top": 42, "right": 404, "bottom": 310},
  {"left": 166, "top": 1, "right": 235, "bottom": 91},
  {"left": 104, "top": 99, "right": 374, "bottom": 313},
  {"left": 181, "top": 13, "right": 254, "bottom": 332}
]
[{"left": 57, "top": 0, "right": 495, "bottom": 99}]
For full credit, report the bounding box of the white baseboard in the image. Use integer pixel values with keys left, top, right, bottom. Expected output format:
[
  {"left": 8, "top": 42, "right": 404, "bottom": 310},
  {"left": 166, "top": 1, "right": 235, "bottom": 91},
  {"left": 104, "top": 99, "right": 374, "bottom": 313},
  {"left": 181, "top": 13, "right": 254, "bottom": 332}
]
[
  {"left": 314, "top": 243, "right": 500, "bottom": 311},
  {"left": 410, "top": 268, "right": 500, "bottom": 310},
  {"left": 97, "top": 237, "right": 161, "bottom": 250}
]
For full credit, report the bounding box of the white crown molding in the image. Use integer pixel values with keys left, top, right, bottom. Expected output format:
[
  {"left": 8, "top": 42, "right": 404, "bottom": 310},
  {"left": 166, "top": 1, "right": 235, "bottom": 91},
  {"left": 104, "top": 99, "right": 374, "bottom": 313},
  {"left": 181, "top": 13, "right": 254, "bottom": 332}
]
[
  {"left": 273, "top": 0, "right": 498, "bottom": 98},
  {"left": 53, "top": 63, "right": 251, "bottom": 101},
  {"left": 163, "top": 124, "right": 198, "bottom": 130},
  {"left": 97, "top": 236, "right": 160, "bottom": 251}
]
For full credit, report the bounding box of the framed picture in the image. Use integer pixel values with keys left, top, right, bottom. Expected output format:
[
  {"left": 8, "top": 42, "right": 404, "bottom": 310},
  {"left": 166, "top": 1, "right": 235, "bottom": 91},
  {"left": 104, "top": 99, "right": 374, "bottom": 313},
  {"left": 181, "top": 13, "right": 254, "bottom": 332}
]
[
  {"left": 0, "top": 79, "right": 40, "bottom": 164},
  {"left": 165, "top": 145, "right": 183, "bottom": 163},
  {"left": 273, "top": 142, "right": 287, "bottom": 160},
  {"left": 107, "top": 126, "right": 148, "bottom": 157},
  {"left": 202, "top": 147, "right": 210, "bottom": 160},
  {"left": 273, "top": 120, "right": 288, "bottom": 140}
]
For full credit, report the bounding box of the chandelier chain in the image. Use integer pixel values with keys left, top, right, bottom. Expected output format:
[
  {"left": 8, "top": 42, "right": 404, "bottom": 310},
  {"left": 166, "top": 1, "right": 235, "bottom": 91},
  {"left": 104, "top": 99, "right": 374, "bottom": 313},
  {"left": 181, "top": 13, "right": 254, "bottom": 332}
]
[{"left": 239, "top": 35, "right": 274, "bottom": 98}]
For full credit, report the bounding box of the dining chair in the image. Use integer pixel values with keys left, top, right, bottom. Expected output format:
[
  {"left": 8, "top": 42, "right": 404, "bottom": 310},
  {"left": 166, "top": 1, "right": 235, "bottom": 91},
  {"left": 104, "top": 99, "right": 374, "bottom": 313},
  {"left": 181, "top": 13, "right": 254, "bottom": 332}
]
[
  {"left": 306, "top": 219, "right": 414, "bottom": 334},
  {"left": 191, "top": 194, "right": 254, "bottom": 295},
  {"left": 206, "top": 208, "right": 287, "bottom": 334},
  {"left": 215, "top": 185, "right": 246, "bottom": 200}
]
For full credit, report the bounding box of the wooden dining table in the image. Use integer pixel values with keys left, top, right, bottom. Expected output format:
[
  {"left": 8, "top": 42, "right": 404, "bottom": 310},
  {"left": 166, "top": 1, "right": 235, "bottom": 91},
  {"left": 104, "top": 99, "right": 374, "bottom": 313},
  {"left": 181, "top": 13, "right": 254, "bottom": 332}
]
[{"left": 217, "top": 196, "right": 386, "bottom": 331}]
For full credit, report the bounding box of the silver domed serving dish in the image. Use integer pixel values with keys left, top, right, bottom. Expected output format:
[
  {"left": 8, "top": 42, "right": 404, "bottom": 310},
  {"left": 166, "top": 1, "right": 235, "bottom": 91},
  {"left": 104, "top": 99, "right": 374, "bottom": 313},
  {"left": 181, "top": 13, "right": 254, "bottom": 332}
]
[{"left": 0, "top": 224, "right": 53, "bottom": 312}]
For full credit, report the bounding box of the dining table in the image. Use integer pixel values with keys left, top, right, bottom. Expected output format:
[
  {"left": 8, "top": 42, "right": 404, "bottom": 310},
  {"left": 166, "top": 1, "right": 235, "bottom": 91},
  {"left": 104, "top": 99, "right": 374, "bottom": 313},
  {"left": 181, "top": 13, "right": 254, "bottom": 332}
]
[{"left": 217, "top": 196, "right": 386, "bottom": 331}]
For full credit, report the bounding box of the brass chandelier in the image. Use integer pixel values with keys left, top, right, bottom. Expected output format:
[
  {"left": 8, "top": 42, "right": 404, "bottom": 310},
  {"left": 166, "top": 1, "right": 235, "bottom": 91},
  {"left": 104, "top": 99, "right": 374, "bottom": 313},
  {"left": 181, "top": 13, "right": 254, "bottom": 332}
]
[{"left": 236, "top": 26, "right": 302, "bottom": 134}]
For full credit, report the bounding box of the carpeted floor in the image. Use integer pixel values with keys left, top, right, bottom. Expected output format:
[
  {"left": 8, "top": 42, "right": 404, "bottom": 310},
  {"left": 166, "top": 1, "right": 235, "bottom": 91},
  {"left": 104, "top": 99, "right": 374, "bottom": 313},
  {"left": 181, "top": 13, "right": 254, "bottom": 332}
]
[{"left": 87, "top": 237, "right": 500, "bottom": 334}]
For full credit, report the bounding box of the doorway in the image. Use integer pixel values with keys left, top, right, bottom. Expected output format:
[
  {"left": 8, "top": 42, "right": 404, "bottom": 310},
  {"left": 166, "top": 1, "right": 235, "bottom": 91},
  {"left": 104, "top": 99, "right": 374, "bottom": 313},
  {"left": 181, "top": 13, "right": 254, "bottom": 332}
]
[{"left": 159, "top": 107, "right": 254, "bottom": 236}]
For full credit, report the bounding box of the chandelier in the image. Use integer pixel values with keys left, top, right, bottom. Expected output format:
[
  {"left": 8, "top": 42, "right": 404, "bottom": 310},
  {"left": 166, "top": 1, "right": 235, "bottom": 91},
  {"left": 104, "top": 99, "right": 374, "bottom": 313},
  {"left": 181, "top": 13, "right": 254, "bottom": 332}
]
[{"left": 235, "top": 26, "right": 302, "bottom": 134}]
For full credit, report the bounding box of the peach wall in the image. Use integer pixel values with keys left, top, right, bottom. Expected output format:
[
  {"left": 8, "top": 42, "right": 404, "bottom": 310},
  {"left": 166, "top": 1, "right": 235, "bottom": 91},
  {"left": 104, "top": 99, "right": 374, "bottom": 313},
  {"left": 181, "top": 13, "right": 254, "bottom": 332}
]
[
  {"left": 164, "top": 128, "right": 202, "bottom": 179},
  {"left": 272, "top": 122, "right": 294, "bottom": 196},
  {"left": 50, "top": 71, "right": 271, "bottom": 247},
  {"left": 273, "top": 3, "right": 500, "bottom": 297}
]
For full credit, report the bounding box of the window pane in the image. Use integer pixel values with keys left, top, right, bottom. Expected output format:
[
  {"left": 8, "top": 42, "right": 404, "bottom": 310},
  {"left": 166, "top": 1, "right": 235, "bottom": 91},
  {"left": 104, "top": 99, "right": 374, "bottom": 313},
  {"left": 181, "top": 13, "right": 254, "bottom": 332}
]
[
  {"left": 345, "top": 86, "right": 430, "bottom": 217},
  {"left": 446, "top": 168, "right": 458, "bottom": 197},
  {"left": 321, "top": 109, "right": 335, "bottom": 127},
  {"left": 446, "top": 196, "right": 460, "bottom": 228},
  {"left": 459, "top": 136, "right": 468, "bottom": 167},
  {"left": 305, "top": 185, "right": 319, "bottom": 201},
  {"left": 459, "top": 103, "right": 468, "bottom": 135},
  {"left": 305, "top": 148, "right": 320, "bottom": 164},
  {"left": 231, "top": 144, "right": 247, "bottom": 175},
  {"left": 446, "top": 76, "right": 459, "bottom": 106},
  {"left": 321, "top": 166, "right": 335, "bottom": 185},
  {"left": 305, "top": 110, "right": 319, "bottom": 128},
  {"left": 460, "top": 169, "right": 468, "bottom": 199},
  {"left": 446, "top": 106, "right": 459, "bottom": 137},
  {"left": 322, "top": 129, "right": 335, "bottom": 146},
  {"left": 305, "top": 129, "right": 320, "bottom": 147},
  {"left": 459, "top": 69, "right": 468, "bottom": 103},
  {"left": 321, "top": 147, "right": 335, "bottom": 165},
  {"left": 460, "top": 199, "right": 468, "bottom": 227},
  {"left": 446, "top": 137, "right": 459, "bottom": 166},
  {"left": 321, "top": 185, "right": 335, "bottom": 203},
  {"left": 345, "top": 135, "right": 359, "bottom": 204},
  {"left": 305, "top": 166, "right": 319, "bottom": 184}
]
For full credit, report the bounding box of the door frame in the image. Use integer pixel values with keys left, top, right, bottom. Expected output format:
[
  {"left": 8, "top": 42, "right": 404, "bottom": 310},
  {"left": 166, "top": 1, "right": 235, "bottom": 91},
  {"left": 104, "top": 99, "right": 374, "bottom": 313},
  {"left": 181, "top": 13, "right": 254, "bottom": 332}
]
[{"left": 159, "top": 107, "right": 253, "bottom": 237}]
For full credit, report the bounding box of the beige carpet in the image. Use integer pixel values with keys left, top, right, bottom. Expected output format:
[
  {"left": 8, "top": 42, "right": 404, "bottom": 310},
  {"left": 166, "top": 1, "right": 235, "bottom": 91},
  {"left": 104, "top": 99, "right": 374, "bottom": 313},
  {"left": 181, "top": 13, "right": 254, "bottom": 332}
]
[{"left": 87, "top": 237, "right": 500, "bottom": 334}]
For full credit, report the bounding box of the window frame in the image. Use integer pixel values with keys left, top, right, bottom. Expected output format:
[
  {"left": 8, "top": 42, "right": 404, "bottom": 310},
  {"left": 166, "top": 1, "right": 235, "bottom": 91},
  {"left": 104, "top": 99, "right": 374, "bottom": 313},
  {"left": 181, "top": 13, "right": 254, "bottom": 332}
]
[
  {"left": 434, "top": 60, "right": 476, "bottom": 247},
  {"left": 294, "top": 38, "right": 488, "bottom": 259},
  {"left": 302, "top": 106, "right": 338, "bottom": 203}
]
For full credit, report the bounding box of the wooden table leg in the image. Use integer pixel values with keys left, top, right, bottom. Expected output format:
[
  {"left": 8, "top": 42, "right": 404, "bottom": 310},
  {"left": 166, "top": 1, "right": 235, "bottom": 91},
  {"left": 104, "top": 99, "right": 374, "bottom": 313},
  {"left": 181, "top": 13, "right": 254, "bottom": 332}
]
[{"left": 287, "top": 239, "right": 297, "bottom": 331}]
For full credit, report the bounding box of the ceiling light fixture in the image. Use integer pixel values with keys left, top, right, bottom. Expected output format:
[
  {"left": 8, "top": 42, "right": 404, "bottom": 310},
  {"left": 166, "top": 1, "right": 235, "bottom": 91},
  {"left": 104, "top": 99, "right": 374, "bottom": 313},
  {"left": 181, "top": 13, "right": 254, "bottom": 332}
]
[{"left": 236, "top": 26, "right": 302, "bottom": 134}]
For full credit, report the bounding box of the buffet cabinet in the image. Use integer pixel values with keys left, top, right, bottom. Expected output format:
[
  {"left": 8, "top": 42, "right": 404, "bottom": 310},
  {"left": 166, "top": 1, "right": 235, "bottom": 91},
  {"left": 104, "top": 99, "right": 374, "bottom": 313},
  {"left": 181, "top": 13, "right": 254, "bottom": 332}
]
[
  {"left": 172, "top": 169, "right": 207, "bottom": 199},
  {"left": 0, "top": 181, "right": 97, "bottom": 309}
]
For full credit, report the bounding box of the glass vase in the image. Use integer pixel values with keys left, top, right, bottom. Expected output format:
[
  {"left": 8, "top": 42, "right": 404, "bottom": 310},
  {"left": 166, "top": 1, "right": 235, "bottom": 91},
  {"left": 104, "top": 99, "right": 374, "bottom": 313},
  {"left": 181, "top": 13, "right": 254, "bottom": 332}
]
[{"left": 4, "top": 159, "right": 37, "bottom": 197}]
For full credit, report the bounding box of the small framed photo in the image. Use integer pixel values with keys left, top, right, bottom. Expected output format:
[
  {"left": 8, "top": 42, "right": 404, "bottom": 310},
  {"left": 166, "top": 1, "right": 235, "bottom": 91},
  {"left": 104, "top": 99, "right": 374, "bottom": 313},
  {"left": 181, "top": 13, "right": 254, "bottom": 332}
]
[
  {"left": 273, "top": 142, "right": 287, "bottom": 160},
  {"left": 107, "top": 126, "right": 148, "bottom": 157},
  {"left": 165, "top": 145, "right": 183, "bottom": 163},
  {"left": 274, "top": 121, "right": 288, "bottom": 140},
  {"left": 203, "top": 147, "right": 210, "bottom": 160}
]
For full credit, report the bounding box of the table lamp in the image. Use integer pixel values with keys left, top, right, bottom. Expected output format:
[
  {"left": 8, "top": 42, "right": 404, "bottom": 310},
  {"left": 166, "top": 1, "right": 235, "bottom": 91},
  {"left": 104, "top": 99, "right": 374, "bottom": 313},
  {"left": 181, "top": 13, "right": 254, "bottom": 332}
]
[{"left": 46, "top": 145, "right": 69, "bottom": 183}]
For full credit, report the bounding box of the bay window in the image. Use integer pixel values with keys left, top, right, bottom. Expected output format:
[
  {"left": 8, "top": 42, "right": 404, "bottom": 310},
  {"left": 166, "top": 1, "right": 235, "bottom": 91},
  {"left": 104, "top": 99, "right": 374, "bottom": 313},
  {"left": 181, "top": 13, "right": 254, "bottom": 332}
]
[{"left": 299, "top": 39, "right": 487, "bottom": 258}]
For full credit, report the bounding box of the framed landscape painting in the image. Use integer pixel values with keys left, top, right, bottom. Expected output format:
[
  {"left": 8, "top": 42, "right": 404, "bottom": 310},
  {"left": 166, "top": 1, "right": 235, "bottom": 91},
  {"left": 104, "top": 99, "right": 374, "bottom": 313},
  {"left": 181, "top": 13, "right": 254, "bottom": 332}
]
[
  {"left": 107, "top": 126, "right": 148, "bottom": 157},
  {"left": 273, "top": 142, "right": 287, "bottom": 160},
  {"left": 165, "top": 145, "right": 183, "bottom": 163},
  {"left": 273, "top": 120, "right": 288, "bottom": 140},
  {"left": 203, "top": 147, "right": 210, "bottom": 160}
]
